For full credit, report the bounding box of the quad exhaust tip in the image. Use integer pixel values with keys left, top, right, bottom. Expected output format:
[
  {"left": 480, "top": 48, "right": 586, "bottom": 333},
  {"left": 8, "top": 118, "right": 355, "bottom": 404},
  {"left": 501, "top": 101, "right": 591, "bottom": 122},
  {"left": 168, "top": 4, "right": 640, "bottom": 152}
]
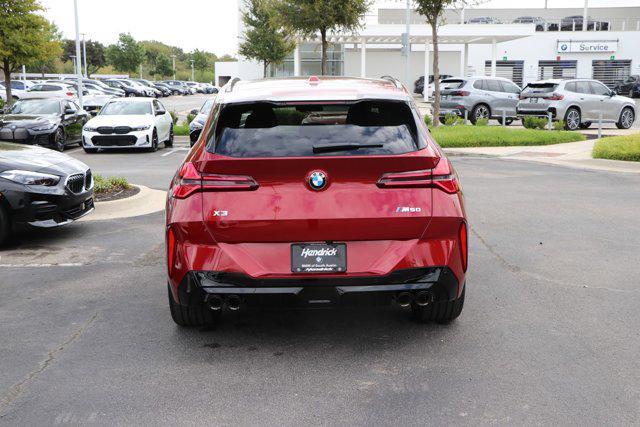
[
  {"left": 396, "top": 292, "right": 413, "bottom": 308},
  {"left": 226, "top": 294, "right": 242, "bottom": 311},
  {"left": 206, "top": 295, "right": 223, "bottom": 311},
  {"left": 415, "top": 291, "right": 434, "bottom": 307}
]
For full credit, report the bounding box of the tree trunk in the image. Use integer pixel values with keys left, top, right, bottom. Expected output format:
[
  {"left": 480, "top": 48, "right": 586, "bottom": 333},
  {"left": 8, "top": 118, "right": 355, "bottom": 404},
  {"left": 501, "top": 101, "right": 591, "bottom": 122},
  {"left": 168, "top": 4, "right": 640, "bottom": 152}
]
[
  {"left": 263, "top": 61, "right": 268, "bottom": 78},
  {"left": 3, "top": 61, "right": 12, "bottom": 107},
  {"left": 431, "top": 21, "right": 441, "bottom": 127},
  {"left": 320, "top": 28, "right": 328, "bottom": 76}
]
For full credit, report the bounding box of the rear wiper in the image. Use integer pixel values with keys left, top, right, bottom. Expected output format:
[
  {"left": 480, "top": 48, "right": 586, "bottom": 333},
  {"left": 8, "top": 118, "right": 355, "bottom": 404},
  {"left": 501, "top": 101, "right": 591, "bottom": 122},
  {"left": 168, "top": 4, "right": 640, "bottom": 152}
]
[{"left": 312, "top": 143, "right": 383, "bottom": 154}]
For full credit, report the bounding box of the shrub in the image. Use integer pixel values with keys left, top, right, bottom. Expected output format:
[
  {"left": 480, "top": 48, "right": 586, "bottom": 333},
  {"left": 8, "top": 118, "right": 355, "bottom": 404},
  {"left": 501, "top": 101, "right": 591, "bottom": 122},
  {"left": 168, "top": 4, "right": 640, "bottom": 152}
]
[
  {"left": 0, "top": 98, "right": 4, "bottom": 110},
  {"left": 185, "top": 113, "right": 195, "bottom": 125},
  {"left": 169, "top": 110, "right": 179, "bottom": 125},
  {"left": 523, "top": 116, "right": 547, "bottom": 130},
  {"left": 553, "top": 120, "right": 566, "bottom": 131},
  {"left": 444, "top": 113, "right": 465, "bottom": 126},
  {"left": 475, "top": 117, "right": 489, "bottom": 126},
  {"left": 423, "top": 114, "right": 432, "bottom": 127},
  {"left": 430, "top": 126, "right": 586, "bottom": 148},
  {"left": 593, "top": 134, "right": 640, "bottom": 161},
  {"left": 93, "top": 174, "right": 131, "bottom": 194}
]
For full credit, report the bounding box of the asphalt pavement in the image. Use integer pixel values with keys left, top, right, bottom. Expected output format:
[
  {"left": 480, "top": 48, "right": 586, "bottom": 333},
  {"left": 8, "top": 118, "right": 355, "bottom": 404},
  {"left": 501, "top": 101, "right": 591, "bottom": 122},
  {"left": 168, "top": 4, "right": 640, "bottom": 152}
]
[{"left": 1, "top": 152, "right": 639, "bottom": 425}]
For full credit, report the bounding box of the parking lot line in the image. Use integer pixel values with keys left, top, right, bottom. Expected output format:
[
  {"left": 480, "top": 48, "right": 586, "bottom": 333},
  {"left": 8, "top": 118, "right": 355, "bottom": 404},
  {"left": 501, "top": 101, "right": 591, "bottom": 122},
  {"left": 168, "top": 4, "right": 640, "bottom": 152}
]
[{"left": 160, "top": 147, "right": 190, "bottom": 157}]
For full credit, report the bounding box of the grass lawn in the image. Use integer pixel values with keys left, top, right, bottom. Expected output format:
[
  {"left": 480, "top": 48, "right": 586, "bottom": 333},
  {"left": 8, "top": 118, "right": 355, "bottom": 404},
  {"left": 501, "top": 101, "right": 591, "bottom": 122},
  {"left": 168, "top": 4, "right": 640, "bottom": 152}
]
[
  {"left": 592, "top": 133, "right": 640, "bottom": 162},
  {"left": 173, "top": 124, "right": 189, "bottom": 136},
  {"left": 430, "top": 125, "right": 586, "bottom": 148}
]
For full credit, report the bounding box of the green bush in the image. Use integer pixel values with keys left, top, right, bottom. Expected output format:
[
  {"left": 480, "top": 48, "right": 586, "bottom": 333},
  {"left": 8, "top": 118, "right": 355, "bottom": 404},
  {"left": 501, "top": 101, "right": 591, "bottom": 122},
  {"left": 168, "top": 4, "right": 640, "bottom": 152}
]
[
  {"left": 173, "top": 124, "right": 189, "bottom": 136},
  {"left": 523, "top": 116, "right": 548, "bottom": 130},
  {"left": 169, "top": 110, "right": 179, "bottom": 125},
  {"left": 444, "top": 113, "right": 459, "bottom": 126},
  {"left": 431, "top": 126, "right": 586, "bottom": 148},
  {"left": 593, "top": 133, "right": 640, "bottom": 161},
  {"left": 0, "top": 98, "right": 4, "bottom": 110},
  {"left": 475, "top": 117, "right": 489, "bottom": 126},
  {"left": 423, "top": 114, "right": 432, "bottom": 127},
  {"left": 93, "top": 174, "right": 131, "bottom": 194},
  {"left": 184, "top": 113, "right": 195, "bottom": 125},
  {"left": 553, "top": 120, "right": 566, "bottom": 131},
  {"left": 274, "top": 107, "right": 306, "bottom": 125}
]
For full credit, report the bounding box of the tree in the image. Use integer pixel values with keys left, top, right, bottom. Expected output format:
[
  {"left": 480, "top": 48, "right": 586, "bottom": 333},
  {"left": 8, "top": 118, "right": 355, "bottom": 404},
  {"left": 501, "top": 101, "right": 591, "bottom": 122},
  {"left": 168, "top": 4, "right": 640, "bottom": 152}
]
[
  {"left": 152, "top": 53, "right": 173, "bottom": 78},
  {"left": 277, "top": 0, "right": 369, "bottom": 76},
  {"left": 414, "top": 0, "right": 469, "bottom": 126},
  {"left": 0, "top": 0, "right": 62, "bottom": 103},
  {"left": 239, "top": 0, "right": 295, "bottom": 78},
  {"left": 63, "top": 39, "right": 106, "bottom": 76},
  {"left": 106, "top": 33, "right": 145, "bottom": 74},
  {"left": 29, "top": 23, "right": 62, "bottom": 77}
]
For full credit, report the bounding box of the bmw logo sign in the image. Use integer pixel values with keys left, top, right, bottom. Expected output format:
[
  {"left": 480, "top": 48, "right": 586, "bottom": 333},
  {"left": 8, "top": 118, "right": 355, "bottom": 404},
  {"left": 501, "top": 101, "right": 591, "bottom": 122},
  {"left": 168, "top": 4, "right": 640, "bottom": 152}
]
[
  {"left": 561, "top": 43, "right": 568, "bottom": 51},
  {"left": 308, "top": 171, "right": 327, "bottom": 191}
]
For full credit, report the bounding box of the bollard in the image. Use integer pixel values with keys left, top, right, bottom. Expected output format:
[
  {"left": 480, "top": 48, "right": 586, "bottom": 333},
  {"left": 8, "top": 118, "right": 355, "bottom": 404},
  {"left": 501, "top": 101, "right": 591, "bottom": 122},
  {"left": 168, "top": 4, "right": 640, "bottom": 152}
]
[
  {"left": 464, "top": 109, "right": 468, "bottom": 125},
  {"left": 598, "top": 112, "right": 603, "bottom": 139},
  {"left": 502, "top": 109, "right": 506, "bottom": 127},
  {"left": 547, "top": 112, "right": 552, "bottom": 130}
]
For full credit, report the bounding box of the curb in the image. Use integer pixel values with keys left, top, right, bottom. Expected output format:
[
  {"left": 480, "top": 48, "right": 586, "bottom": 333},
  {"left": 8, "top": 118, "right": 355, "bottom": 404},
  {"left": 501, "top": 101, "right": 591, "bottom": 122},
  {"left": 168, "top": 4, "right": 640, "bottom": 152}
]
[{"left": 80, "top": 184, "right": 166, "bottom": 222}]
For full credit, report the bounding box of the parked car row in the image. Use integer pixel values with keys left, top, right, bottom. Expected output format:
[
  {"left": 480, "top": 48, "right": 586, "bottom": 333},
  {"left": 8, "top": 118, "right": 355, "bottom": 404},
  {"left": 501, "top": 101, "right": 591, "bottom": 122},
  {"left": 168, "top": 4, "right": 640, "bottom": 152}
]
[
  {"left": 466, "top": 15, "right": 610, "bottom": 31},
  {"left": 436, "top": 76, "right": 636, "bottom": 130}
]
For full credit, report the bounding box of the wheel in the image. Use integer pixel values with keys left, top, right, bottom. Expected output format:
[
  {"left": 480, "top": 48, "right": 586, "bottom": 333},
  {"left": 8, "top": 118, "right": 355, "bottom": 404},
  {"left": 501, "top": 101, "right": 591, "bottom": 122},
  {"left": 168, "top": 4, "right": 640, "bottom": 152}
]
[
  {"left": 165, "top": 124, "right": 174, "bottom": 148},
  {"left": 168, "top": 284, "right": 219, "bottom": 327},
  {"left": 564, "top": 107, "right": 581, "bottom": 131},
  {"left": 579, "top": 122, "right": 592, "bottom": 129},
  {"left": 52, "top": 128, "right": 65, "bottom": 152},
  {"left": 470, "top": 104, "right": 490, "bottom": 125},
  {"left": 497, "top": 117, "right": 513, "bottom": 126},
  {"left": 172, "top": 90, "right": 179, "bottom": 96},
  {"left": 616, "top": 107, "right": 635, "bottom": 130},
  {"left": 0, "top": 205, "right": 10, "bottom": 247},
  {"left": 412, "top": 287, "right": 465, "bottom": 324},
  {"left": 149, "top": 129, "right": 159, "bottom": 152},
  {"left": 83, "top": 147, "right": 98, "bottom": 153},
  {"left": 438, "top": 117, "right": 446, "bottom": 125},
  {"left": 127, "top": 92, "right": 135, "bottom": 98}
]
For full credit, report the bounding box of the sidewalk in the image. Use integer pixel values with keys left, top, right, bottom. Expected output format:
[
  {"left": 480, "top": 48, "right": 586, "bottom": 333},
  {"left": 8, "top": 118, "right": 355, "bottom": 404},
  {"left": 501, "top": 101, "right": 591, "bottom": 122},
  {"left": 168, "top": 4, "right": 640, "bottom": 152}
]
[{"left": 444, "top": 139, "right": 640, "bottom": 174}]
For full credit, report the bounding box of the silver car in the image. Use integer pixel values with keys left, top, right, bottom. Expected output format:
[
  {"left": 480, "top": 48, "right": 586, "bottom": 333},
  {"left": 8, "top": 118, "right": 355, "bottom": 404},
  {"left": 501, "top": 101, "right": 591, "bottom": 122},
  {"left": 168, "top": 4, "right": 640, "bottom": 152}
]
[
  {"left": 439, "top": 76, "right": 522, "bottom": 125},
  {"left": 517, "top": 79, "right": 636, "bottom": 130}
]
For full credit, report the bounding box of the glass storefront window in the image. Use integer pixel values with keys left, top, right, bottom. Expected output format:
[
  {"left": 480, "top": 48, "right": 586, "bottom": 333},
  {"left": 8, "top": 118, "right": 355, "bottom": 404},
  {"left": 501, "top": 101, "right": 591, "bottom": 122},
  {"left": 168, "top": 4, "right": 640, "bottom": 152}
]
[{"left": 268, "top": 42, "right": 344, "bottom": 77}]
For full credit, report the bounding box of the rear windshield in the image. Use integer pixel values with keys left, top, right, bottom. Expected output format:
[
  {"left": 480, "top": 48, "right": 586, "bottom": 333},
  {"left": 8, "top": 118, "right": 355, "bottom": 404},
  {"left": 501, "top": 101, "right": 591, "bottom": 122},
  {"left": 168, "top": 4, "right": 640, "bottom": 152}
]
[
  {"left": 209, "top": 101, "right": 421, "bottom": 158},
  {"left": 441, "top": 80, "right": 465, "bottom": 90},
  {"left": 522, "top": 83, "right": 558, "bottom": 94}
]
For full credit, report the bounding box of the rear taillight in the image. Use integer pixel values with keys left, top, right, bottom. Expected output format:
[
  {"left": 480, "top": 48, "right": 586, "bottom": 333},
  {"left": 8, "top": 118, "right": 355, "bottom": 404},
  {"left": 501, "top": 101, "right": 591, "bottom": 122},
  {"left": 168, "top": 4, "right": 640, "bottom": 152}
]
[
  {"left": 450, "top": 90, "right": 470, "bottom": 97},
  {"left": 459, "top": 221, "right": 468, "bottom": 272},
  {"left": 377, "top": 159, "right": 460, "bottom": 194},
  {"left": 167, "top": 227, "right": 175, "bottom": 274},
  {"left": 171, "top": 162, "right": 258, "bottom": 199},
  {"left": 544, "top": 93, "right": 564, "bottom": 101}
]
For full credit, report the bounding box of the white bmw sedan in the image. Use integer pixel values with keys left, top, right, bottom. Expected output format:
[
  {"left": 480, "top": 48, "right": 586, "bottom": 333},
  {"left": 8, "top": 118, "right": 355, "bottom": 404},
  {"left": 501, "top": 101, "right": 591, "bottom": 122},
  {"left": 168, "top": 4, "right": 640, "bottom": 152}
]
[{"left": 81, "top": 98, "right": 173, "bottom": 153}]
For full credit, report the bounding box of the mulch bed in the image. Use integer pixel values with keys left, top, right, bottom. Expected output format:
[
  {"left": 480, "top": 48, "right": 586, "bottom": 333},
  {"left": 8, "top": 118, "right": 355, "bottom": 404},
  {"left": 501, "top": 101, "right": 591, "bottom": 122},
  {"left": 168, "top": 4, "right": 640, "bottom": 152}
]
[{"left": 95, "top": 186, "right": 140, "bottom": 202}]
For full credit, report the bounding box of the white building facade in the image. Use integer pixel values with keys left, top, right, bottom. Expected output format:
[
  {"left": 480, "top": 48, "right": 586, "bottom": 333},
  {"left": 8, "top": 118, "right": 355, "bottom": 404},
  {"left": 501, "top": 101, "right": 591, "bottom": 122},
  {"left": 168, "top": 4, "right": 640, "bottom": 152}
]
[{"left": 217, "top": 5, "right": 640, "bottom": 91}]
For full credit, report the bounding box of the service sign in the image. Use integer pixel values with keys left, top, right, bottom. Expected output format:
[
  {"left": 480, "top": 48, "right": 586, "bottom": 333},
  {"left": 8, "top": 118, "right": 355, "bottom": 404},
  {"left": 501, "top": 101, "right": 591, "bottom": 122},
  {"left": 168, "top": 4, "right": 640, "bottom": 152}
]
[{"left": 557, "top": 40, "right": 618, "bottom": 54}]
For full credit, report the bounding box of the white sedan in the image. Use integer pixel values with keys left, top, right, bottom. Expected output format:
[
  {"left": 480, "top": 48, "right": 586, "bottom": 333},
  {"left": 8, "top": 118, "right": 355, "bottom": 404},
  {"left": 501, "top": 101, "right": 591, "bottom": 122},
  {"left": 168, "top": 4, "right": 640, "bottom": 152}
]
[{"left": 81, "top": 98, "right": 174, "bottom": 153}]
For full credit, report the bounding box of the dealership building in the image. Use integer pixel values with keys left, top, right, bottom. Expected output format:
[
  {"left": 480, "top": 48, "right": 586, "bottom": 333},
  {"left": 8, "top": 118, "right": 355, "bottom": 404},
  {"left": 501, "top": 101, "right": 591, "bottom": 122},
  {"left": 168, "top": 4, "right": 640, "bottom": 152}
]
[{"left": 216, "top": 5, "right": 640, "bottom": 92}]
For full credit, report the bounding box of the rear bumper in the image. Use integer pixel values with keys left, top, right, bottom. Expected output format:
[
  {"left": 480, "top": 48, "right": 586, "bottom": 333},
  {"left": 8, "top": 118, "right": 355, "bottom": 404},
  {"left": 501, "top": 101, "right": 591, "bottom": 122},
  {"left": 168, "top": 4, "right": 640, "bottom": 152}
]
[{"left": 174, "top": 267, "right": 460, "bottom": 309}]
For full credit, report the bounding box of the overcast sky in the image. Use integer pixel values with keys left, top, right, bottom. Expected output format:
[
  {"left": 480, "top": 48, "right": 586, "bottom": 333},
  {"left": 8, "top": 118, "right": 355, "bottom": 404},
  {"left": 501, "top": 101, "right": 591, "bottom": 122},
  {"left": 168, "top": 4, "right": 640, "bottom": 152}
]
[{"left": 41, "top": 0, "right": 640, "bottom": 56}]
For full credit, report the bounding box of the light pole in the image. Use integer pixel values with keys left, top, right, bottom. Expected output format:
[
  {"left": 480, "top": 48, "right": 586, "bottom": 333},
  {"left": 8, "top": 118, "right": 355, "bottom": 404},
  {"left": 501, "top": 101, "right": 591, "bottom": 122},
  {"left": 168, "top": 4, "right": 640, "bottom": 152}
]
[
  {"left": 171, "top": 54, "right": 176, "bottom": 80},
  {"left": 404, "top": 0, "right": 411, "bottom": 89},
  {"left": 73, "top": 0, "right": 83, "bottom": 108},
  {"left": 70, "top": 55, "right": 77, "bottom": 73},
  {"left": 81, "top": 33, "right": 88, "bottom": 77},
  {"left": 190, "top": 59, "right": 195, "bottom": 81}
]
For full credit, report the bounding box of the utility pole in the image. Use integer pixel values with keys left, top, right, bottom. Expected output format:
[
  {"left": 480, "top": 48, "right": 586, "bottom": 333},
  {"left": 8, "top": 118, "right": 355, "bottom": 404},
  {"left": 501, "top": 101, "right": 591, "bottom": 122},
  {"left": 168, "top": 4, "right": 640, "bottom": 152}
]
[
  {"left": 171, "top": 54, "right": 176, "bottom": 80},
  {"left": 583, "top": 0, "right": 589, "bottom": 31},
  {"left": 190, "top": 59, "right": 195, "bottom": 81},
  {"left": 73, "top": 0, "right": 83, "bottom": 108},
  {"left": 81, "top": 33, "right": 88, "bottom": 77},
  {"left": 404, "top": 0, "right": 411, "bottom": 89},
  {"left": 139, "top": 63, "right": 143, "bottom": 79}
]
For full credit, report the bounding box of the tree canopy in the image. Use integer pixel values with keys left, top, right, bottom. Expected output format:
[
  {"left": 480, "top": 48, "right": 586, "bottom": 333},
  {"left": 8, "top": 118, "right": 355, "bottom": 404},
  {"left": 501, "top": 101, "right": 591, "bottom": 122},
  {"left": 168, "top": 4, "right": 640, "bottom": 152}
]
[
  {"left": 105, "top": 33, "right": 146, "bottom": 74},
  {"left": 63, "top": 39, "right": 106, "bottom": 76}
]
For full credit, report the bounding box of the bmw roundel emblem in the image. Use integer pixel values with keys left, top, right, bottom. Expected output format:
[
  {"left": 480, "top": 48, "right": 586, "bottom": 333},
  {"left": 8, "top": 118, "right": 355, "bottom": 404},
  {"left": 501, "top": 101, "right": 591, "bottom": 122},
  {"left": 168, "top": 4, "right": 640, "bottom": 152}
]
[
  {"left": 308, "top": 171, "right": 327, "bottom": 191},
  {"left": 561, "top": 43, "right": 568, "bottom": 51}
]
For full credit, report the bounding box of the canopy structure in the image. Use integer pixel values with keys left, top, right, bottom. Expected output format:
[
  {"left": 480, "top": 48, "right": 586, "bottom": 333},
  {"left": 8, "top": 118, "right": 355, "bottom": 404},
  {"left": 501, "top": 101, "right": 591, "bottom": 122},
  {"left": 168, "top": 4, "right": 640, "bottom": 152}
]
[{"left": 294, "top": 23, "right": 537, "bottom": 99}]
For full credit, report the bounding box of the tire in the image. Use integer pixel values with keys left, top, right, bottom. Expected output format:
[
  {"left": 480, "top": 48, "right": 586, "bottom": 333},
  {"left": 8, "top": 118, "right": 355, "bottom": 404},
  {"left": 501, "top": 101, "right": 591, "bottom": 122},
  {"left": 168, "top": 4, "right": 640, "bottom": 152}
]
[
  {"left": 165, "top": 124, "right": 174, "bottom": 148},
  {"left": 149, "top": 129, "right": 159, "bottom": 152},
  {"left": 497, "top": 117, "right": 513, "bottom": 126},
  {"left": 412, "top": 287, "right": 465, "bottom": 324},
  {"left": 172, "top": 90, "right": 179, "bottom": 96},
  {"left": 0, "top": 205, "right": 10, "bottom": 247},
  {"left": 127, "top": 92, "right": 135, "bottom": 98},
  {"left": 470, "top": 104, "right": 490, "bottom": 125},
  {"left": 564, "top": 107, "right": 581, "bottom": 131},
  {"left": 616, "top": 107, "right": 635, "bottom": 130},
  {"left": 579, "top": 122, "right": 592, "bottom": 129},
  {"left": 438, "top": 117, "right": 446, "bottom": 125},
  {"left": 53, "top": 128, "right": 65, "bottom": 152},
  {"left": 168, "top": 285, "right": 218, "bottom": 327},
  {"left": 83, "top": 147, "right": 98, "bottom": 153}
]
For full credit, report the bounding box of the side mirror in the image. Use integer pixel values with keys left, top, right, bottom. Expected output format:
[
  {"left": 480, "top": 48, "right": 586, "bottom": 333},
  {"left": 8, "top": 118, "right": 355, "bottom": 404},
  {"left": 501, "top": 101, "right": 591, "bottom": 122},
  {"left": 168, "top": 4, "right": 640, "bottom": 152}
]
[
  {"left": 155, "top": 110, "right": 166, "bottom": 116},
  {"left": 190, "top": 129, "right": 202, "bottom": 144},
  {"left": 610, "top": 90, "right": 616, "bottom": 97},
  {"left": 64, "top": 107, "right": 75, "bottom": 115},
  {"left": 190, "top": 109, "right": 199, "bottom": 115}
]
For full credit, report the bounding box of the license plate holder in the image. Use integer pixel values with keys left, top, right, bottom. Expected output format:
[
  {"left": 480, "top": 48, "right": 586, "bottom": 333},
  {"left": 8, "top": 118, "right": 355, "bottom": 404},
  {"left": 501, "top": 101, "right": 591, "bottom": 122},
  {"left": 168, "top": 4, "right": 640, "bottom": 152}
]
[{"left": 291, "top": 243, "right": 347, "bottom": 273}]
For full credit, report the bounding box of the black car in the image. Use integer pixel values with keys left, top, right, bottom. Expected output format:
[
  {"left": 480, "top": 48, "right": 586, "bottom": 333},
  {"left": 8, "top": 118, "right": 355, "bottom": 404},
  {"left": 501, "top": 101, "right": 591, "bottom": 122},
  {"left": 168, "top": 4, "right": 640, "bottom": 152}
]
[
  {"left": 152, "top": 82, "right": 172, "bottom": 97},
  {"left": 102, "top": 79, "right": 146, "bottom": 97},
  {"left": 414, "top": 74, "right": 453, "bottom": 95},
  {"left": 0, "top": 142, "right": 94, "bottom": 245},
  {"left": 0, "top": 98, "right": 89, "bottom": 151},
  {"left": 614, "top": 75, "right": 640, "bottom": 98}
]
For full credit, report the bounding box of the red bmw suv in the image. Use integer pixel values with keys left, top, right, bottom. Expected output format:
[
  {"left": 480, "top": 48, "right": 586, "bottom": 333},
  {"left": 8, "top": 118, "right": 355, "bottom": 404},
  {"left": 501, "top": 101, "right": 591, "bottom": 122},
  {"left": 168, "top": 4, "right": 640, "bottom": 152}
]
[{"left": 166, "top": 76, "right": 468, "bottom": 326}]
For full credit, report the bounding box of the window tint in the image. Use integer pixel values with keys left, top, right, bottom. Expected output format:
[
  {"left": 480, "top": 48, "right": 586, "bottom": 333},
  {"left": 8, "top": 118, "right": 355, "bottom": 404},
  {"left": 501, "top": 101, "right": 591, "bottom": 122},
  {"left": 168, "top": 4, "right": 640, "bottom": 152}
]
[
  {"left": 211, "top": 101, "right": 420, "bottom": 158},
  {"left": 565, "top": 82, "right": 577, "bottom": 92},
  {"left": 473, "top": 80, "right": 485, "bottom": 90},
  {"left": 575, "top": 81, "right": 592, "bottom": 94},
  {"left": 441, "top": 79, "right": 465, "bottom": 90},
  {"left": 485, "top": 79, "right": 502, "bottom": 92},
  {"left": 590, "top": 81, "right": 610, "bottom": 96},
  {"left": 10, "top": 81, "right": 25, "bottom": 90},
  {"left": 522, "top": 83, "right": 558, "bottom": 94},
  {"left": 501, "top": 81, "right": 521, "bottom": 94},
  {"left": 42, "top": 84, "right": 61, "bottom": 91}
]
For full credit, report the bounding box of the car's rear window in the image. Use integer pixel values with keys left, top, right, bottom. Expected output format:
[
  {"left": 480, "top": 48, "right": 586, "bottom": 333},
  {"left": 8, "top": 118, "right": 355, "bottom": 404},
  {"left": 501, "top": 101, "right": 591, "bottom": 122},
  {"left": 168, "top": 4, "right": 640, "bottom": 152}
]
[
  {"left": 522, "top": 83, "right": 559, "bottom": 94},
  {"left": 209, "top": 101, "right": 421, "bottom": 158},
  {"left": 441, "top": 80, "right": 465, "bottom": 90}
]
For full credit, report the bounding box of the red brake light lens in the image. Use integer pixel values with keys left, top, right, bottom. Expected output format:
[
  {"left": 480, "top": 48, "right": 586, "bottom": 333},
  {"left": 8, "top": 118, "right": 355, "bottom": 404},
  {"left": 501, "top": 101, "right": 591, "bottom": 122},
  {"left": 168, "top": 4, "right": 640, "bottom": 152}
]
[
  {"left": 459, "top": 221, "right": 468, "bottom": 272},
  {"left": 377, "top": 159, "right": 460, "bottom": 194},
  {"left": 171, "top": 162, "right": 259, "bottom": 199},
  {"left": 451, "top": 90, "right": 470, "bottom": 97},
  {"left": 166, "top": 227, "right": 175, "bottom": 274},
  {"left": 431, "top": 158, "right": 460, "bottom": 194},
  {"left": 544, "top": 93, "right": 564, "bottom": 101}
]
